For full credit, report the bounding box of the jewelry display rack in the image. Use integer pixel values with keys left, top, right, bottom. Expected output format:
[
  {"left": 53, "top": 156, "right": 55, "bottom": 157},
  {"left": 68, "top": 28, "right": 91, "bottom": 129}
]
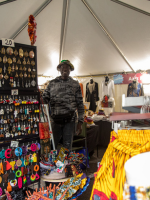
[{"left": 0, "top": 40, "right": 40, "bottom": 198}]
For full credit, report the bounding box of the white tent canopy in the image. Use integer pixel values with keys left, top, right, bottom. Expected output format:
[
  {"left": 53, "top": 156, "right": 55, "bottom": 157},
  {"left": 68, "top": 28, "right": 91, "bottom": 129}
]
[{"left": 0, "top": 0, "right": 150, "bottom": 77}]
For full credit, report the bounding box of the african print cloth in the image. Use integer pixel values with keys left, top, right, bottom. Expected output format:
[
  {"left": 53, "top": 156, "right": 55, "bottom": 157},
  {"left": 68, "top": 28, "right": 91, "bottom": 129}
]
[
  {"left": 90, "top": 130, "right": 150, "bottom": 200},
  {"left": 123, "top": 183, "right": 150, "bottom": 200},
  {"left": 53, "top": 173, "right": 87, "bottom": 200}
]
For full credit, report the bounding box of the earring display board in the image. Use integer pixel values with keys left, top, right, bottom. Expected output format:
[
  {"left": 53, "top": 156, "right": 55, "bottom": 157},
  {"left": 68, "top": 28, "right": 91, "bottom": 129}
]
[
  {"left": 0, "top": 136, "right": 40, "bottom": 196},
  {"left": 0, "top": 40, "right": 38, "bottom": 90},
  {"left": 0, "top": 93, "right": 39, "bottom": 141},
  {"left": 0, "top": 40, "right": 40, "bottom": 197}
]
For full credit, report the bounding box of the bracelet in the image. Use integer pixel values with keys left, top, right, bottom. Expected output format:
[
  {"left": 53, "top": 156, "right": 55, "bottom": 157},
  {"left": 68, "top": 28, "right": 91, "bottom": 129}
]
[
  {"left": 21, "top": 146, "right": 27, "bottom": 156},
  {"left": 31, "top": 144, "right": 37, "bottom": 152},
  {"left": 30, "top": 174, "right": 36, "bottom": 182},
  {"left": 18, "top": 177, "right": 22, "bottom": 189},
  {"left": 0, "top": 149, "right": 5, "bottom": 159},
  {"left": 35, "top": 173, "right": 39, "bottom": 180},
  {"left": 15, "top": 147, "right": 22, "bottom": 156},
  {"left": 5, "top": 149, "right": 11, "bottom": 159},
  {"left": 10, "top": 179, "right": 17, "bottom": 187},
  {"left": 34, "top": 164, "right": 39, "bottom": 172},
  {"left": 16, "top": 159, "right": 22, "bottom": 167},
  {"left": 16, "top": 170, "right": 22, "bottom": 178},
  {"left": 0, "top": 187, "right": 2, "bottom": 196},
  {"left": 29, "top": 154, "right": 33, "bottom": 163},
  {"left": 23, "top": 176, "right": 27, "bottom": 184}
]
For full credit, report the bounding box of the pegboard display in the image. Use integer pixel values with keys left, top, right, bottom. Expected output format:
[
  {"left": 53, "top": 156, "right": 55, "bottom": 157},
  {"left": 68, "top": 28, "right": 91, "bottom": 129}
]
[
  {"left": 0, "top": 40, "right": 41, "bottom": 197},
  {"left": 0, "top": 41, "right": 37, "bottom": 90},
  {"left": 0, "top": 94, "right": 39, "bottom": 140},
  {"left": 0, "top": 139, "right": 40, "bottom": 196}
]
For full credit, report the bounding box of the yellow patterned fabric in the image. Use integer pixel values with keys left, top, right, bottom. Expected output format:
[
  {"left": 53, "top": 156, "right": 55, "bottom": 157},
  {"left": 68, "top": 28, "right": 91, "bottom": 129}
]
[{"left": 90, "top": 130, "right": 150, "bottom": 200}]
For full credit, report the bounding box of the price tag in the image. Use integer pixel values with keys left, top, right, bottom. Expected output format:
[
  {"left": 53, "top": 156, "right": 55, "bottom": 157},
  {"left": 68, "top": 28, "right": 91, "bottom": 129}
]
[
  {"left": 11, "top": 89, "right": 18, "bottom": 95},
  {"left": 1, "top": 38, "right": 15, "bottom": 47},
  {"left": 11, "top": 141, "right": 19, "bottom": 148}
]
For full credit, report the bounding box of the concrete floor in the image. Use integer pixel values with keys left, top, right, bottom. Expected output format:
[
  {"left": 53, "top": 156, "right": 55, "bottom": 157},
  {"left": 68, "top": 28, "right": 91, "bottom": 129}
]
[{"left": 77, "top": 146, "right": 106, "bottom": 200}]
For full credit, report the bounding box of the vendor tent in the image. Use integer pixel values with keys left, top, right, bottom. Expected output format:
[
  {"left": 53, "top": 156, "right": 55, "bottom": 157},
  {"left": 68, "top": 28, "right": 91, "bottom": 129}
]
[{"left": 0, "top": 0, "right": 150, "bottom": 77}]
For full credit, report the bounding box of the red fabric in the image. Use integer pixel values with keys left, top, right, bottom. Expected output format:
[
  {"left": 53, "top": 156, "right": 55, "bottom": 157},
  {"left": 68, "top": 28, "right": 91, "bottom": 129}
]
[
  {"left": 79, "top": 83, "right": 84, "bottom": 97},
  {"left": 111, "top": 136, "right": 116, "bottom": 143},
  {"left": 110, "top": 192, "right": 117, "bottom": 200},
  {"left": 112, "top": 159, "right": 115, "bottom": 178},
  {"left": 39, "top": 122, "right": 50, "bottom": 139},
  {"left": 93, "top": 189, "right": 109, "bottom": 200}
]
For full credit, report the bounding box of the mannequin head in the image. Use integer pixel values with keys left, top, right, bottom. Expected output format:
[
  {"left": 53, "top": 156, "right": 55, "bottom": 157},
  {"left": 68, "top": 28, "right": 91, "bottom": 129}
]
[
  {"left": 105, "top": 76, "right": 109, "bottom": 82},
  {"left": 90, "top": 78, "right": 93, "bottom": 84},
  {"left": 60, "top": 64, "right": 71, "bottom": 80}
]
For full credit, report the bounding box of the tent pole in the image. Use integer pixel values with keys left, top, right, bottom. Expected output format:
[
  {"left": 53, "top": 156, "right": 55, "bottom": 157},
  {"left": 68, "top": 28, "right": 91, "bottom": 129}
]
[
  {"left": 81, "top": 0, "right": 135, "bottom": 73},
  {"left": 111, "top": 0, "right": 150, "bottom": 17},
  {"left": 59, "top": 0, "right": 69, "bottom": 62},
  {"left": 0, "top": 0, "right": 16, "bottom": 6},
  {"left": 10, "top": 0, "right": 53, "bottom": 40}
]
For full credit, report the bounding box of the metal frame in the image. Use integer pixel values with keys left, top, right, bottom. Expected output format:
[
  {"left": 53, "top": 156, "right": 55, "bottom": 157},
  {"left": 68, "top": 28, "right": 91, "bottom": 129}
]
[
  {"left": 0, "top": 0, "right": 16, "bottom": 6},
  {"left": 43, "top": 104, "right": 55, "bottom": 150},
  {"left": 59, "top": 0, "right": 70, "bottom": 62},
  {"left": 10, "top": 0, "right": 53, "bottom": 39},
  {"left": 111, "top": 0, "right": 150, "bottom": 17},
  {"left": 81, "top": 0, "right": 135, "bottom": 72}
]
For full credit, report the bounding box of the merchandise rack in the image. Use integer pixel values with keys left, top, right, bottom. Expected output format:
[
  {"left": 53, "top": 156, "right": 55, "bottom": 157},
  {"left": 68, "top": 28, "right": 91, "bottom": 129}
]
[
  {"left": 0, "top": 40, "right": 38, "bottom": 90},
  {"left": 0, "top": 40, "right": 41, "bottom": 198}
]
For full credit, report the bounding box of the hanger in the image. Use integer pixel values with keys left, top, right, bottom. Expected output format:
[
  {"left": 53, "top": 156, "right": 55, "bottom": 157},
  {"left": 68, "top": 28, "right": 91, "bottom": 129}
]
[{"left": 88, "top": 74, "right": 94, "bottom": 83}]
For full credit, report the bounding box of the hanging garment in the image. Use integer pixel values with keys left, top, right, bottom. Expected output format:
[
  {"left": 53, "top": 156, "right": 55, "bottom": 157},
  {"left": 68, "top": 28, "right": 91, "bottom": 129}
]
[
  {"left": 127, "top": 82, "right": 144, "bottom": 97},
  {"left": 85, "top": 81, "right": 99, "bottom": 112},
  {"left": 90, "top": 130, "right": 150, "bottom": 200},
  {"left": 79, "top": 83, "right": 84, "bottom": 97},
  {"left": 100, "top": 79, "right": 115, "bottom": 100}
]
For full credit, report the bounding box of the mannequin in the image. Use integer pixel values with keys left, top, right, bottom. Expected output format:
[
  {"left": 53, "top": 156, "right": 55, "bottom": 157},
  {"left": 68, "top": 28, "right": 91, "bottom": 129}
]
[
  {"left": 85, "top": 79, "right": 99, "bottom": 112},
  {"left": 105, "top": 76, "right": 109, "bottom": 85},
  {"left": 90, "top": 78, "right": 93, "bottom": 84},
  {"left": 99, "top": 76, "right": 115, "bottom": 115}
]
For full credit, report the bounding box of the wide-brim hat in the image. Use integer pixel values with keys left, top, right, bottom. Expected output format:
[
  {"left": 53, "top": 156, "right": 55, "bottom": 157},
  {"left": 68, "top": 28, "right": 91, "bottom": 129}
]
[{"left": 57, "top": 60, "right": 74, "bottom": 71}]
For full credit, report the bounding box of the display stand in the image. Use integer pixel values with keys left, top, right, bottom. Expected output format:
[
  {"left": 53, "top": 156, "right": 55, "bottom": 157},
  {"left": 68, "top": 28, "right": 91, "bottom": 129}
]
[
  {"left": 43, "top": 104, "right": 55, "bottom": 150},
  {"left": 0, "top": 40, "right": 41, "bottom": 198}
]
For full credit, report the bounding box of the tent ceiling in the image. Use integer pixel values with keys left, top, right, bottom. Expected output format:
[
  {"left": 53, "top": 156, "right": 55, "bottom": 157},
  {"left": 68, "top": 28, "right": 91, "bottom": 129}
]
[{"left": 0, "top": 0, "right": 150, "bottom": 77}]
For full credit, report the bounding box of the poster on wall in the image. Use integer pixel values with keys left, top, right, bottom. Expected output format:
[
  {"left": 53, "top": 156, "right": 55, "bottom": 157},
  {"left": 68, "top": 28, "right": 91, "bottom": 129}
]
[{"left": 113, "top": 73, "right": 144, "bottom": 84}]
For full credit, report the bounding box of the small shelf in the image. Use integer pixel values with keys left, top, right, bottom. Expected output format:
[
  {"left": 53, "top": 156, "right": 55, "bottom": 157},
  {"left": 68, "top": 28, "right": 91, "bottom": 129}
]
[
  {"left": 122, "top": 94, "right": 145, "bottom": 113},
  {"left": 110, "top": 112, "right": 150, "bottom": 121}
]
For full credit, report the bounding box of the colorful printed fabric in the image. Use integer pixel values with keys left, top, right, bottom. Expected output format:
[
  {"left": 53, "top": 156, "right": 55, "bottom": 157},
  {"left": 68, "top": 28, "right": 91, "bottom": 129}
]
[
  {"left": 70, "top": 177, "right": 90, "bottom": 199},
  {"left": 90, "top": 130, "right": 150, "bottom": 200},
  {"left": 56, "top": 147, "right": 69, "bottom": 163},
  {"left": 55, "top": 173, "right": 83, "bottom": 200},
  {"left": 40, "top": 168, "right": 51, "bottom": 176},
  {"left": 123, "top": 183, "right": 150, "bottom": 200}
]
